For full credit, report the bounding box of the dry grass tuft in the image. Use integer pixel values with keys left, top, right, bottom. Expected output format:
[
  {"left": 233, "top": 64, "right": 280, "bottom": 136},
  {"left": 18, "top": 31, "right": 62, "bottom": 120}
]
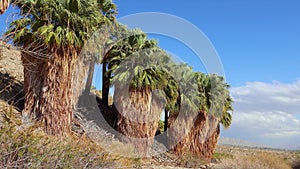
[
  {"left": 177, "top": 152, "right": 207, "bottom": 168},
  {"left": 213, "top": 152, "right": 233, "bottom": 161}
]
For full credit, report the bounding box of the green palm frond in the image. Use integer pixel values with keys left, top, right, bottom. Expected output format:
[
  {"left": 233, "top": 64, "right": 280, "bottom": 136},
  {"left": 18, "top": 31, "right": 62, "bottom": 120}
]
[
  {"left": 7, "top": 0, "right": 116, "bottom": 52},
  {"left": 221, "top": 111, "right": 232, "bottom": 129},
  {"left": 202, "top": 74, "right": 233, "bottom": 127}
]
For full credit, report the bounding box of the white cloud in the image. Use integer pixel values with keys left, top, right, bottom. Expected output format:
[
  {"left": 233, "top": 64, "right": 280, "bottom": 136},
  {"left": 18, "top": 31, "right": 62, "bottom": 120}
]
[{"left": 221, "top": 79, "right": 300, "bottom": 150}]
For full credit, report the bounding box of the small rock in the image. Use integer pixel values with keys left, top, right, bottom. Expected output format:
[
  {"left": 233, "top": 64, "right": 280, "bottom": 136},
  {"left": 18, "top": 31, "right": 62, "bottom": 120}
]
[
  {"left": 206, "top": 163, "right": 215, "bottom": 168},
  {"left": 200, "top": 165, "right": 207, "bottom": 169}
]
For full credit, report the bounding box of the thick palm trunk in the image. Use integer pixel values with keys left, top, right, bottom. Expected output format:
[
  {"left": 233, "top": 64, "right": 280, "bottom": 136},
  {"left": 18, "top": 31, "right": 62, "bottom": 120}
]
[
  {"left": 114, "top": 86, "right": 163, "bottom": 157},
  {"left": 0, "top": 0, "right": 9, "bottom": 14},
  {"left": 169, "top": 111, "right": 220, "bottom": 162},
  {"left": 22, "top": 47, "right": 83, "bottom": 135},
  {"left": 84, "top": 57, "right": 95, "bottom": 95}
]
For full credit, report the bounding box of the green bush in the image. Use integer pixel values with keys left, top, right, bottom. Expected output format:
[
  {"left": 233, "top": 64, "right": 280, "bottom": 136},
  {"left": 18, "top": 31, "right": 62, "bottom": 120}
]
[{"left": 213, "top": 152, "right": 233, "bottom": 161}]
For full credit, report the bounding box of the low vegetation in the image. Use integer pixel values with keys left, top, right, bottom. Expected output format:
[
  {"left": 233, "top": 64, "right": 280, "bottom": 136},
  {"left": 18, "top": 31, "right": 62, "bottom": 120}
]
[
  {"left": 215, "top": 152, "right": 291, "bottom": 169},
  {"left": 177, "top": 153, "right": 207, "bottom": 168},
  {"left": 213, "top": 152, "right": 233, "bottom": 161},
  {"left": 213, "top": 146, "right": 299, "bottom": 169},
  {"left": 0, "top": 104, "right": 139, "bottom": 169}
]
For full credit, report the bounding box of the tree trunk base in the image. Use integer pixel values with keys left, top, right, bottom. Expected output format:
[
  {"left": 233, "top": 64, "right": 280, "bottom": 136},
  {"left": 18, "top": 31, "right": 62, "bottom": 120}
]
[
  {"left": 114, "top": 87, "right": 163, "bottom": 157},
  {"left": 169, "top": 111, "right": 220, "bottom": 162},
  {"left": 22, "top": 47, "right": 85, "bottom": 135}
]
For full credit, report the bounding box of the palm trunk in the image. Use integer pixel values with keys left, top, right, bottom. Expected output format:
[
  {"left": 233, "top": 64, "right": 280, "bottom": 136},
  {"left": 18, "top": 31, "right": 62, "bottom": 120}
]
[
  {"left": 22, "top": 46, "right": 83, "bottom": 135},
  {"left": 114, "top": 86, "right": 163, "bottom": 157},
  {"left": 168, "top": 110, "right": 220, "bottom": 162},
  {"left": 84, "top": 57, "right": 95, "bottom": 95},
  {"left": 164, "top": 108, "right": 168, "bottom": 132},
  {"left": 102, "top": 61, "right": 109, "bottom": 106},
  {"left": 0, "top": 0, "right": 9, "bottom": 14}
]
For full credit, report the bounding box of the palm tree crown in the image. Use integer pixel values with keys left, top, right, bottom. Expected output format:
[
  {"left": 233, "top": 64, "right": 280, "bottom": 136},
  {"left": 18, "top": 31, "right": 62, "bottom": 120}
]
[{"left": 7, "top": 0, "right": 110, "bottom": 51}]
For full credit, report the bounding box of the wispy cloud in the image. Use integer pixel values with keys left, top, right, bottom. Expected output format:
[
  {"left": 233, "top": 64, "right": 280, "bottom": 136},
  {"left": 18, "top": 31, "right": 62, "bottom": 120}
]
[{"left": 221, "top": 79, "right": 300, "bottom": 150}]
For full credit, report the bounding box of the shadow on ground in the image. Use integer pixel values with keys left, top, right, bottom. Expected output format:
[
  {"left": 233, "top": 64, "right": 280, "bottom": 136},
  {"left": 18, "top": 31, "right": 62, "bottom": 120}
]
[
  {"left": 0, "top": 72, "right": 24, "bottom": 110},
  {"left": 77, "top": 94, "right": 119, "bottom": 136},
  {"left": 293, "top": 162, "right": 300, "bottom": 169}
]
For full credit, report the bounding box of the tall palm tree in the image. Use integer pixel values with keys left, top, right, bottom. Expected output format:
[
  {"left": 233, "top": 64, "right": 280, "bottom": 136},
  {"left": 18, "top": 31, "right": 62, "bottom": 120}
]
[
  {"left": 6, "top": 0, "right": 107, "bottom": 135},
  {"left": 160, "top": 62, "right": 194, "bottom": 133},
  {"left": 166, "top": 66, "right": 201, "bottom": 152},
  {"left": 83, "top": 0, "right": 117, "bottom": 95},
  {"left": 109, "top": 32, "right": 171, "bottom": 156},
  {"left": 0, "top": 0, "right": 9, "bottom": 14},
  {"left": 162, "top": 71, "right": 180, "bottom": 132},
  {"left": 198, "top": 74, "right": 233, "bottom": 160},
  {"left": 168, "top": 72, "right": 233, "bottom": 161},
  {"left": 101, "top": 28, "right": 147, "bottom": 106},
  {"left": 100, "top": 24, "right": 128, "bottom": 105}
]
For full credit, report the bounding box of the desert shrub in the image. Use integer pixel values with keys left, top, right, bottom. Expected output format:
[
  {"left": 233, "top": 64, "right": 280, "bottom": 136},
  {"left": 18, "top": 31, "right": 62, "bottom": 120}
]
[
  {"left": 213, "top": 152, "right": 233, "bottom": 161},
  {"left": 177, "top": 152, "right": 207, "bottom": 168},
  {"left": 158, "top": 120, "right": 164, "bottom": 133},
  {"left": 0, "top": 105, "right": 138, "bottom": 168}
]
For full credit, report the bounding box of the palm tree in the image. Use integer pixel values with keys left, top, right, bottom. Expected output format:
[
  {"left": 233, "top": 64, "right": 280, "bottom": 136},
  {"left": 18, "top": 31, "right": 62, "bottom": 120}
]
[
  {"left": 0, "top": 0, "right": 9, "bottom": 14},
  {"left": 6, "top": 0, "right": 108, "bottom": 135},
  {"left": 101, "top": 28, "right": 147, "bottom": 106},
  {"left": 83, "top": 0, "right": 117, "bottom": 95},
  {"left": 197, "top": 74, "right": 233, "bottom": 160},
  {"left": 100, "top": 24, "right": 129, "bottom": 106},
  {"left": 109, "top": 32, "right": 171, "bottom": 156},
  {"left": 166, "top": 66, "right": 201, "bottom": 153},
  {"left": 163, "top": 73, "right": 179, "bottom": 132},
  {"left": 168, "top": 72, "right": 233, "bottom": 161}
]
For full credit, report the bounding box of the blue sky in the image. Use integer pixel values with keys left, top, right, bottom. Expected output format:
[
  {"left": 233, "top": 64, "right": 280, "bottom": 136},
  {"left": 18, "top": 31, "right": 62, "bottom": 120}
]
[
  {"left": 1, "top": 1, "right": 300, "bottom": 149},
  {"left": 114, "top": 0, "right": 300, "bottom": 86}
]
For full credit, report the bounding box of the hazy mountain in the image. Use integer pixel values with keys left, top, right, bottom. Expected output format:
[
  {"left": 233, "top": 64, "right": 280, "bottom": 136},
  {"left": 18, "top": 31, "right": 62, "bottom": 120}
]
[{"left": 218, "top": 137, "right": 272, "bottom": 149}]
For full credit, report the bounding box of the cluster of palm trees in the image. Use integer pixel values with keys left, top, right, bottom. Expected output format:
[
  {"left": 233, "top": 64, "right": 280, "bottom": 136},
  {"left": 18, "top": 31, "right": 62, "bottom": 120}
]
[{"left": 3, "top": 0, "right": 233, "bottom": 161}]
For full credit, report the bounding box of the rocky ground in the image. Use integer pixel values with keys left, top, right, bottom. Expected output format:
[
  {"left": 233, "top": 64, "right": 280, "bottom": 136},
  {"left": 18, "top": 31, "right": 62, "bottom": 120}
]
[
  {"left": 0, "top": 42, "right": 23, "bottom": 112},
  {"left": 1, "top": 41, "right": 300, "bottom": 169}
]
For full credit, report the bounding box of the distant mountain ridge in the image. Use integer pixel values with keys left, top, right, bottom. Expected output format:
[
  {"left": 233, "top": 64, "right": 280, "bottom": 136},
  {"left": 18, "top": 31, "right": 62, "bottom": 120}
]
[{"left": 218, "top": 137, "right": 272, "bottom": 149}]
